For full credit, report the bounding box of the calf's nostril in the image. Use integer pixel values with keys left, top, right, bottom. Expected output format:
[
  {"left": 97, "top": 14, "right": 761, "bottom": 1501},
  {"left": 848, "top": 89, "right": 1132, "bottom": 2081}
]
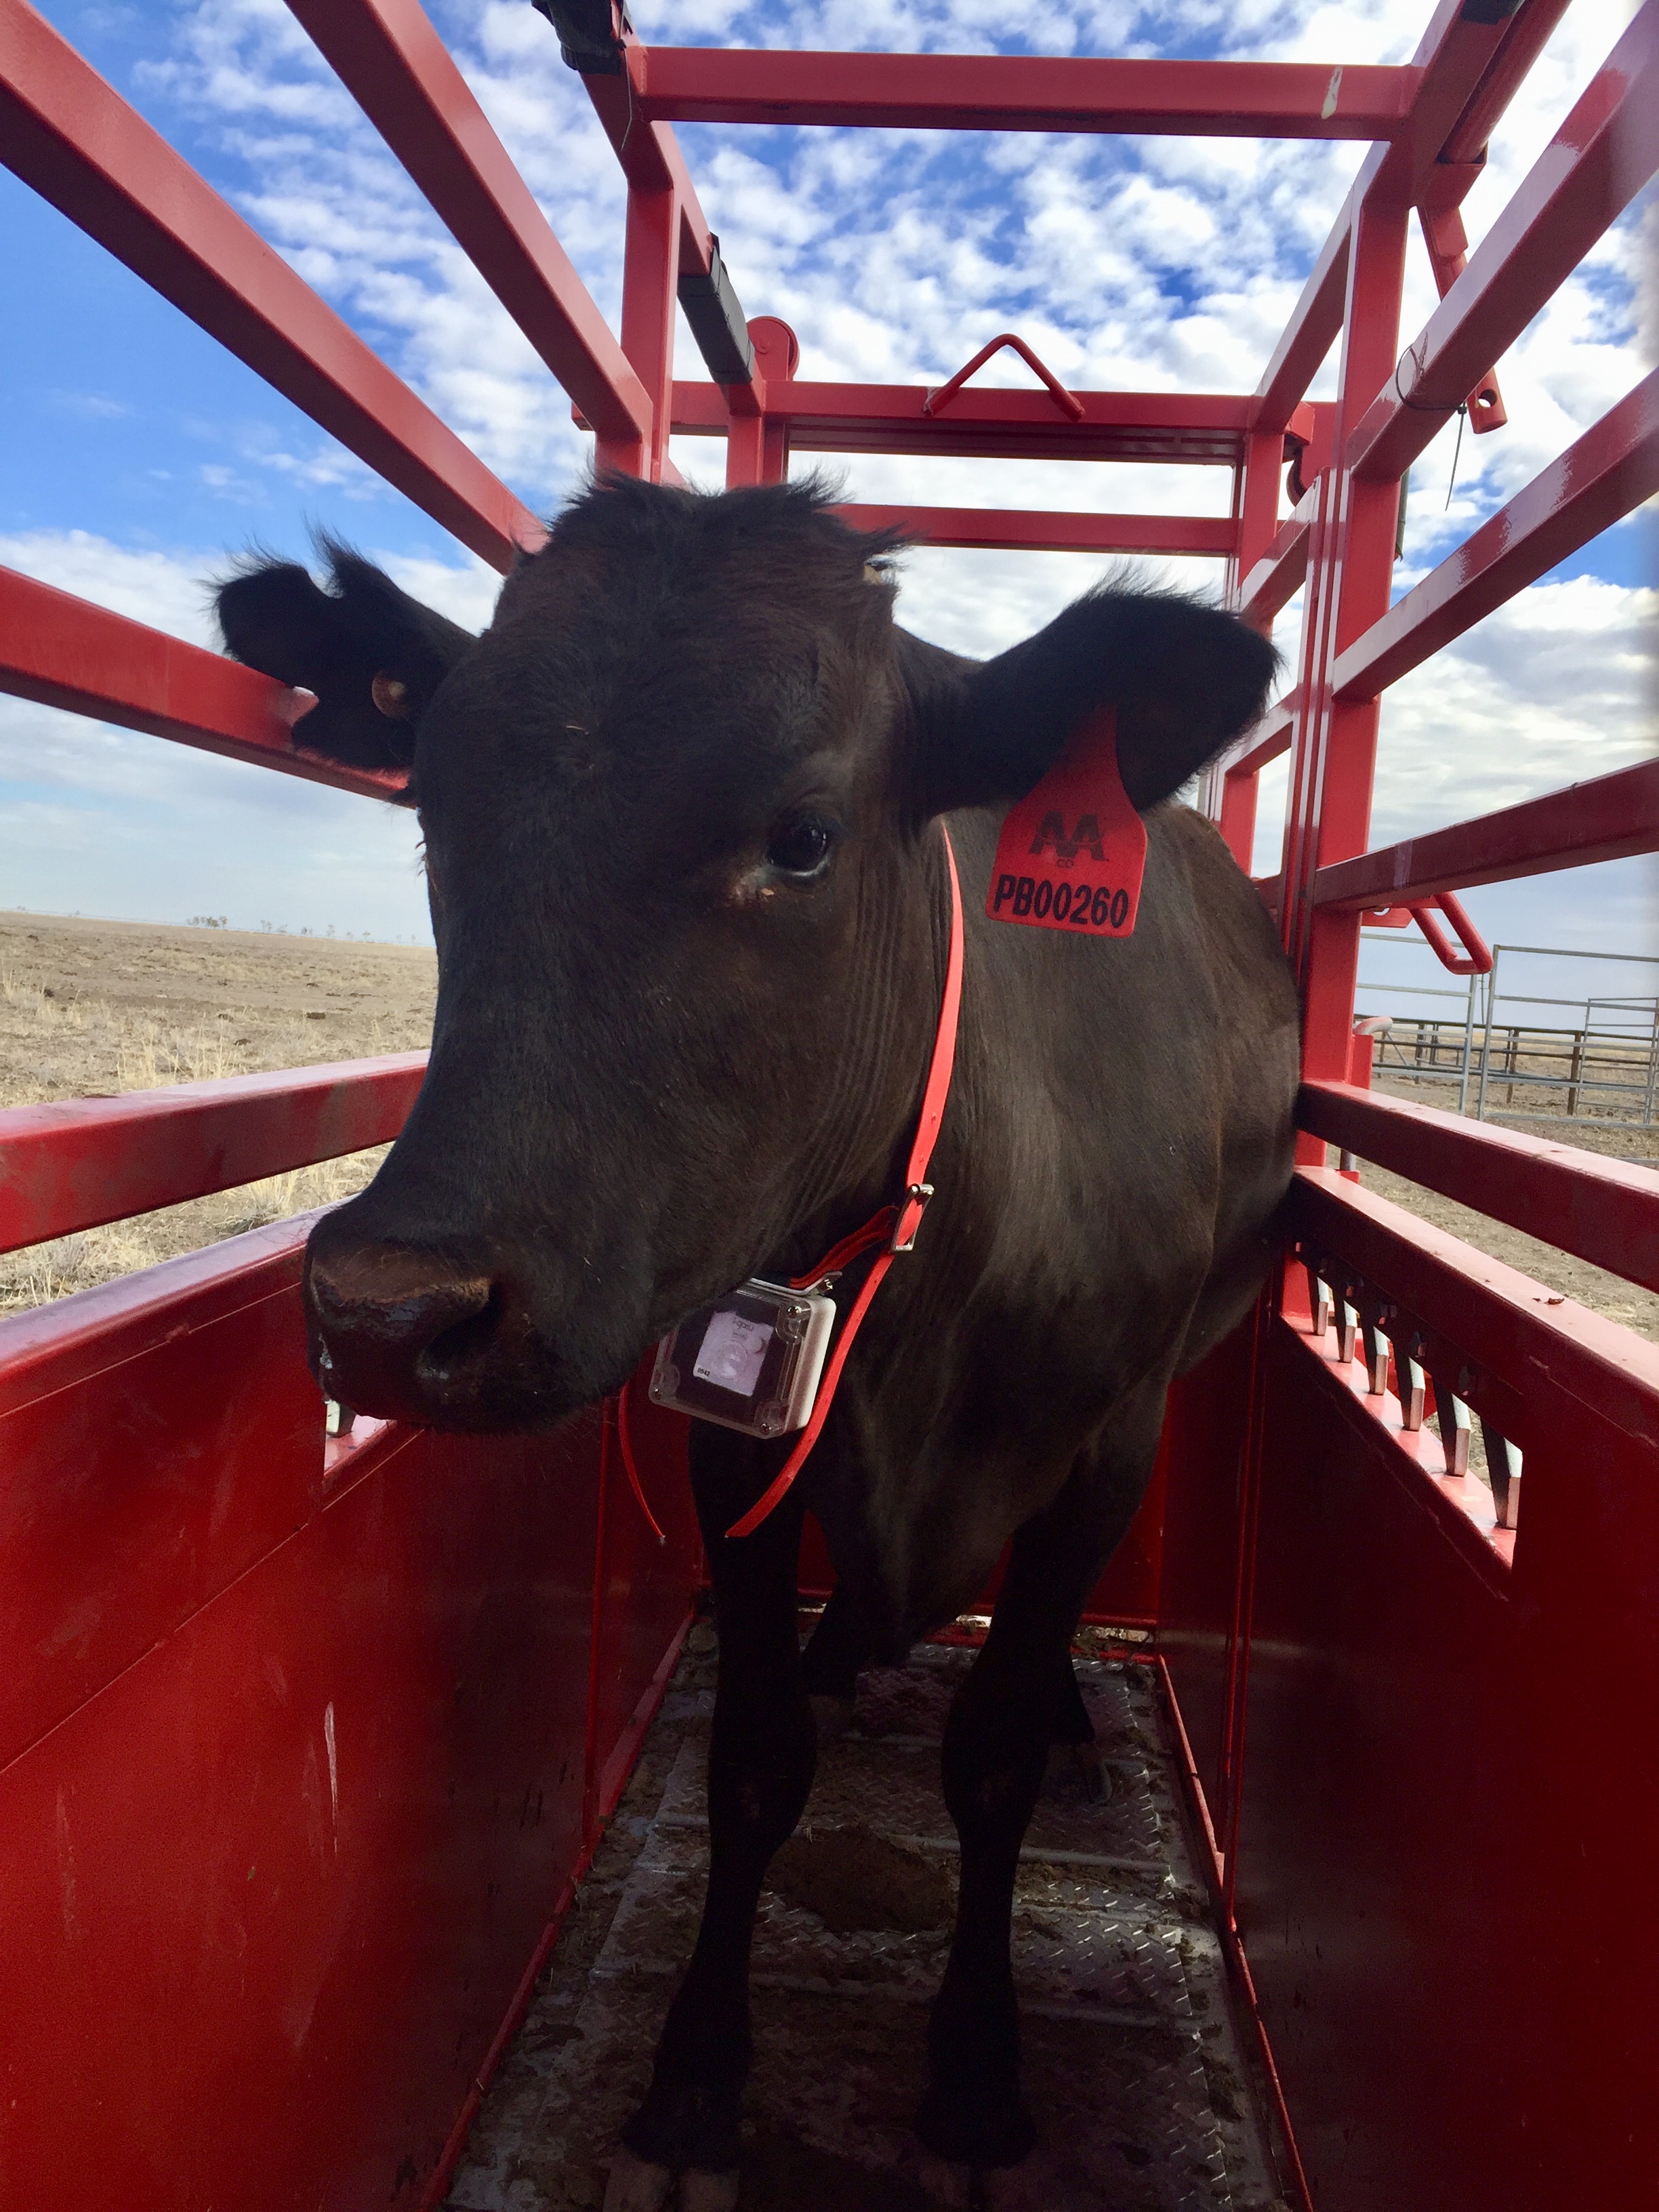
[{"left": 415, "top": 1282, "right": 506, "bottom": 1380}]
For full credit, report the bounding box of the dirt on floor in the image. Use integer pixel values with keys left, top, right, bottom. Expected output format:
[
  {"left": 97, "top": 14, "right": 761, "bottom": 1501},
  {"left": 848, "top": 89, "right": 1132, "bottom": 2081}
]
[
  {"left": 0, "top": 909, "right": 435, "bottom": 1316},
  {"left": 2, "top": 911, "right": 1655, "bottom": 1341}
]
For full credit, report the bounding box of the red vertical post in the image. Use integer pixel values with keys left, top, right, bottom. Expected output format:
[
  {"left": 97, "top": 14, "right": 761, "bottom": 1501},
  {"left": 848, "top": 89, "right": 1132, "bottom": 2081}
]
[
  {"left": 602, "top": 184, "right": 678, "bottom": 480},
  {"left": 1233, "top": 428, "right": 1284, "bottom": 602},
  {"left": 726, "top": 316, "right": 797, "bottom": 488},
  {"left": 1216, "top": 766, "right": 1261, "bottom": 876},
  {"left": 1214, "top": 427, "right": 1284, "bottom": 867},
  {"left": 1279, "top": 193, "right": 1410, "bottom": 1164}
]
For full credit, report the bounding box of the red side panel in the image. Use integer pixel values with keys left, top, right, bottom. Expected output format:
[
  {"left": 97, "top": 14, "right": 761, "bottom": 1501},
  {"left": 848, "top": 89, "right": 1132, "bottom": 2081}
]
[
  {"left": 0, "top": 1237, "right": 700, "bottom": 2211},
  {"left": 1231, "top": 1319, "right": 1659, "bottom": 2212}
]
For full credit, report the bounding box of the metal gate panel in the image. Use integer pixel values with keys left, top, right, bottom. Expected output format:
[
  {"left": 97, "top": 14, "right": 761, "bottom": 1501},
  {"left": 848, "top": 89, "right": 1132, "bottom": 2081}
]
[
  {"left": 0, "top": 1421, "right": 601, "bottom": 2209},
  {"left": 1234, "top": 1313, "right": 1658, "bottom": 2212},
  {"left": 0, "top": 1221, "right": 699, "bottom": 2208},
  {"left": 0, "top": 1218, "right": 321, "bottom": 1767}
]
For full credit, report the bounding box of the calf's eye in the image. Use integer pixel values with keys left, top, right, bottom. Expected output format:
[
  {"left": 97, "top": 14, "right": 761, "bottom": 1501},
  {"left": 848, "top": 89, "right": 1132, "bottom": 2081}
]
[{"left": 765, "top": 813, "right": 839, "bottom": 880}]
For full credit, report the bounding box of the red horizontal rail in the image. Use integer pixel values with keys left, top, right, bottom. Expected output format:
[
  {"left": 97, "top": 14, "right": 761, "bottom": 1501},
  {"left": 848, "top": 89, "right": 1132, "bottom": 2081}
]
[
  {"left": 1224, "top": 701, "right": 1296, "bottom": 783},
  {"left": 0, "top": 1055, "right": 428, "bottom": 1256},
  {"left": 1237, "top": 498, "right": 1313, "bottom": 623},
  {"left": 1298, "top": 1081, "right": 1659, "bottom": 1294},
  {"left": 0, "top": 0, "right": 539, "bottom": 569},
  {"left": 1347, "top": 1, "right": 1659, "bottom": 486},
  {"left": 830, "top": 504, "right": 1235, "bottom": 557},
  {"left": 634, "top": 47, "right": 1416, "bottom": 140},
  {"left": 1290, "top": 1168, "right": 1659, "bottom": 1451},
  {"left": 1336, "top": 368, "right": 1659, "bottom": 701},
  {"left": 285, "top": 0, "right": 651, "bottom": 445},
  {"left": 0, "top": 566, "right": 410, "bottom": 801},
  {"left": 1312, "top": 760, "right": 1659, "bottom": 909},
  {"left": 672, "top": 380, "right": 1252, "bottom": 464},
  {"left": 0, "top": 1206, "right": 315, "bottom": 1414}
]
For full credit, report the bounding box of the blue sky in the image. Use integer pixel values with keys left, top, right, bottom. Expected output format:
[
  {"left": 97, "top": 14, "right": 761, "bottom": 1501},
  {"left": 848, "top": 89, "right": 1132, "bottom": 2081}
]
[{"left": 1, "top": 0, "right": 1652, "bottom": 1003}]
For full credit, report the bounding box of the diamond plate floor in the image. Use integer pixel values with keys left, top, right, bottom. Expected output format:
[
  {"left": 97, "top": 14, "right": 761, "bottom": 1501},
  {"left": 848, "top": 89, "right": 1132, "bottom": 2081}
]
[{"left": 444, "top": 1624, "right": 1288, "bottom": 2212}]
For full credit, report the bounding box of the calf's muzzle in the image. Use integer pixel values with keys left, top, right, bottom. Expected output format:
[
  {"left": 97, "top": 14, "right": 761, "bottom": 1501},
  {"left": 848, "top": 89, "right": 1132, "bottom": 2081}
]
[{"left": 304, "top": 1230, "right": 527, "bottom": 1429}]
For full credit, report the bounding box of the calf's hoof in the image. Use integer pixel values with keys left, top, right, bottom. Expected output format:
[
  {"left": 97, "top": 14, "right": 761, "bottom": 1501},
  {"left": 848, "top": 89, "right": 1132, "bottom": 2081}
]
[
  {"left": 602, "top": 2147, "right": 673, "bottom": 2211},
  {"left": 679, "top": 2171, "right": 741, "bottom": 2211}
]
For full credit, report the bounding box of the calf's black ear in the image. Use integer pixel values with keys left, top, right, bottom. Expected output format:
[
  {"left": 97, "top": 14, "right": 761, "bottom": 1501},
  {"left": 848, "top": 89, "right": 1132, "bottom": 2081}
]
[
  {"left": 911, "top": 584, "right": 1277, "bottom": 819},
  {"left": 216, "top": 541, "right": 479, "bottom": 781}
]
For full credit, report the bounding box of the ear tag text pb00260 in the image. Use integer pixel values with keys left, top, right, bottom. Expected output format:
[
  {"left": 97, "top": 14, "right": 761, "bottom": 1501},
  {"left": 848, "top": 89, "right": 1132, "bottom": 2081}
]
[{"left": 987, "top": 707, "right": 1146, "bottom": 937}]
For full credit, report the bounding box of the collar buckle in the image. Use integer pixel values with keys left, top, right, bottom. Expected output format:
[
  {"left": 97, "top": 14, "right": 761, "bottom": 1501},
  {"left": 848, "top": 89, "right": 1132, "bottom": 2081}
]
[{"left": 889, "top": 1182, "right": 935, "bottom": 1254}]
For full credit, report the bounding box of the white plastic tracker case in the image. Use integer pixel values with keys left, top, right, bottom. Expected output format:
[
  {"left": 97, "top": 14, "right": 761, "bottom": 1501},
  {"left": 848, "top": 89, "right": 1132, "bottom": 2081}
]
[{"left": 649, "top": 1279, "right": 836, "bottom": 1439}]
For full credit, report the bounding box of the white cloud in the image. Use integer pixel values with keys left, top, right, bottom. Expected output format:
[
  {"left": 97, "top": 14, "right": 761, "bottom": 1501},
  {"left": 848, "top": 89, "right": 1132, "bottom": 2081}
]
[{"left": 5, "top": 0, "right": 1650, "bottom": 948}]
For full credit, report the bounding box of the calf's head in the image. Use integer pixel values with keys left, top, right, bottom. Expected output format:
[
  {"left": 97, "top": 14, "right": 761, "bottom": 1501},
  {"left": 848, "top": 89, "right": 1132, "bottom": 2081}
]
[{"left": 218, "top": 479, "right": 1273, "bottom": 1429}]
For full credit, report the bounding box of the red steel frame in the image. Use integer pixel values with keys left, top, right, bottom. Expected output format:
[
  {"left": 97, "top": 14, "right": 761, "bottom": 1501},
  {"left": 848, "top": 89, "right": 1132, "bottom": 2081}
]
[{"left": 1, "top": 2, "right": 1656, "bottom": 2207}]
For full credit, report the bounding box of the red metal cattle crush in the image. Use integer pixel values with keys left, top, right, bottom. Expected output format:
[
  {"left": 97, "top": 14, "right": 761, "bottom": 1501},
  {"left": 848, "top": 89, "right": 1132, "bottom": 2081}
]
[{"left": 1, "top": 1, "right": 1656, "bottom": 2205}]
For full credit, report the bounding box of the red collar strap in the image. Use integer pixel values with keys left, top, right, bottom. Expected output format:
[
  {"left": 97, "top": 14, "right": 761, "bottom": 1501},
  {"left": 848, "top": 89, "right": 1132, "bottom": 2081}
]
[{"left": 614, "top": 825, "right": 965, "bottom": 1544}]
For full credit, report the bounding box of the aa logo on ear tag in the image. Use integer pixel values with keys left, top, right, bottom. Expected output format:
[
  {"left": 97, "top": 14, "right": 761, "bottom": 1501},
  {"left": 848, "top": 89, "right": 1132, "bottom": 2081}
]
[{"left": 987, "top": 707, "right": 1147, "bottom": 937}]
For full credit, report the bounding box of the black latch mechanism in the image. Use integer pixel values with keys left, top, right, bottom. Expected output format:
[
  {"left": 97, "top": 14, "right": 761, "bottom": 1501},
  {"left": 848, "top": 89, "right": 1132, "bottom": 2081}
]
[
  {"left": 530, "top": 0, "right": 630, "bottom": 76},
  {"left": 677, "top": 241, "right": 756, "bottom": 387}
]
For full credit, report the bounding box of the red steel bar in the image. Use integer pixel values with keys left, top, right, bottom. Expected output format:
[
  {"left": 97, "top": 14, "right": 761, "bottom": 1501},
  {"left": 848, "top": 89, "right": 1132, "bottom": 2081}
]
[
  {"left": 1279, "top": 192, "right": 1411, "bottom": 1071},
  {"left": 1207, "top": 428, "right": 1285, "bottom": 855},
  {"left": 1416, "top": 199, "right": 1507, "bottom": 429},
  {"left": 614, "top": 179, "right": 680, "bottom": 480},
  {"left": 672, "top": 380, "right": 1252, "bottom": 464},
  {"left": 925, "top": 335, "right": 1084, "bottom": 423},
  {"left": 632, "top": 47, "right": 1416, "bottom": 139},
  {"left": 1253, "top": 0, "right": 1581, "bottom": 434},
  {"left": 284, "top": 0, "right": 653, "bottom": 448},
  {"left": 1313, "top": 759, "right": 1659, "bottom": 909},
  {"left": 829, "top": 506, "right": 1235, "bottom": 556},
  {"left": 1364, "top": 0, "right": 1530, "bottom": 205},
  {"left": 1236, "top": 498, "right": 1313, "bottom": 626},
  {"left": 1440, "top": 0, "right": 1575, "bottom": 167},
  {"left": 0, "top": 1055, "right": 428, "bottom": 1256},
  {"left": 1411, "top": 888, "right": 1491, "bottom": 976},
  {"left": 1254, "top": 199, "right": 1351, "bottom": 436},
  {"left": 1227, "top": 706, "right": 1294, "bottom": 783},
  {"left": 1348, "top": 1, "right": 1659, "bottom": 485},
  {"left": 1290, "top": 1166, "right": 1659, "bottom": 1446},
  {"left": 1298, "top": 1080, "right": 1659, "bottom": 1294},
  {"left": 576, "top": 31, "right": 770, "bottom": 429},
  {"left": 1335, "top": 367, "right": 1659, "bottom": 700},
  {"left": 0, "top": 567, "right": 407, "bottom": 802},
  {"left": 724, "top": 317, "right": 795, "bottom": 487},
  {"left": 0, "top": 0, "right": 540, "bottom": 570},
  {"left": 1232, "top": 428, "right": 1286, "bottom": 606}
]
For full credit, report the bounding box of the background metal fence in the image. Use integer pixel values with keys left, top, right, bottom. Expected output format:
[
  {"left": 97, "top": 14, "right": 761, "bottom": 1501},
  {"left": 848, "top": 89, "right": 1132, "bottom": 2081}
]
[{"left": 1357, "top": 941, "right": 1659, "bottom": 1124}]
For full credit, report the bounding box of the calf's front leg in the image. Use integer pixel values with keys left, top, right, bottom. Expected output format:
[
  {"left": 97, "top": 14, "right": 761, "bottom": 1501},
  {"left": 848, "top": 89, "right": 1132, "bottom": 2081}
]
[
  {"left": 918, "top": 1382, "right": 1168, "bottom": 2171},
  {"left": 606, "top": 1437, "right": 813, "bottom": 2212}
]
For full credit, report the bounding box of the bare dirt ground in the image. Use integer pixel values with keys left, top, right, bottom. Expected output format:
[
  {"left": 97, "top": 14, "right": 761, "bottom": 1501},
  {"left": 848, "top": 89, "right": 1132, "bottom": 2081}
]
[
  {"left": 1354, "top": 1071, "right": 1659, "bottom": 1343},
  {"left": 0, "top": 909, "right": 435, "bottom": 1315},
  {"left": 2, "top": 912, "right": 1655, "bottom": 1343}
]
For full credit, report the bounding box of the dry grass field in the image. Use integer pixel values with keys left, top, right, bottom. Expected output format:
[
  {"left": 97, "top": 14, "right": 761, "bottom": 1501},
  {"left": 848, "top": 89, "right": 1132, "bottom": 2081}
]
[
  {"left": 1, "top": 910, "right": 1654, "bottom": 1346},
  {"left": 0, "top": 909, "right": 434, "bottom": 1316}
]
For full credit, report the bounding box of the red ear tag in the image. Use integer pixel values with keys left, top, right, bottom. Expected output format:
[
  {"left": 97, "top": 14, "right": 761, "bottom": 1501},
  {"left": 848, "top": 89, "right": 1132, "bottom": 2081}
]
[{"left": 986, "top": 707, "right": 1147, "bottom": 937}]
